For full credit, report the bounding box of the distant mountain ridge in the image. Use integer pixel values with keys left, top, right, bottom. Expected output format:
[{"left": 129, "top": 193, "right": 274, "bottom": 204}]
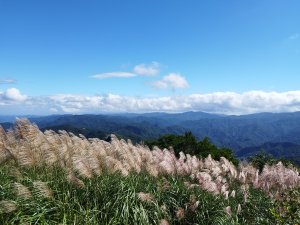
[
  {"left": 178, "top": 112, "right": 300, "bottom": 150},
  {"left": 237, "top": 142, "right": 300, "bottom": 166},
  {"left": 1, "top": 111, "right": 300, "bottom": 158}
]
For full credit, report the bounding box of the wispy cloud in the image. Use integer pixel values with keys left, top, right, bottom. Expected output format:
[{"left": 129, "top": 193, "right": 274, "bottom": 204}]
[
  {"left": 133, "top": 62, "right": 160, "bottom": 76},
  {"left": 151, "top": 73, "right": 189, "bottom": 90},
  {"left": 288, "top": 33, "right": 299, "bottom": 40},
  {"left": 0, "top": 78, "right": 17, "bottom": 84},
  {"left": 92, "top": 62, "right": 161, "bottom": 79},
  {"left": 91, "top": 72, "right": 136, "bottom": 79}
]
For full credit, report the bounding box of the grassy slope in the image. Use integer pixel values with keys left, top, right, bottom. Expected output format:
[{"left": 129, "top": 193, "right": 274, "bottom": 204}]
[
  {"left": 0, "top": 163, "right": 284, "bottom": 225},
  {"left": 1, "top": 119, "right": 300, "bottom": 224}
]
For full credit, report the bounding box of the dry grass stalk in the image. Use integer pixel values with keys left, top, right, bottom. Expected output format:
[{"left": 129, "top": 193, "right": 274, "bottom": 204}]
[
  {"left": 14, "top": 182, "right": 32, "bottom": 199},
  {"left": 189, "top": 200, "right": 199, "bottom": 212},
  {"left": 175, "top": 207, "right": 185, "bottom": 219},
  {"left": 230, "top": 190, "right": 236, "bottom": 198},
  {"left": 67, "top": 173, "right": 86, "bottom": 189},
  {"left": 224, "top": 206, "right": 232, "bottom": 216},
  {"left": 237, "top": 204, "right": 242, "bottom": 214},
  {"left": 33, "top": 181, "right": 53, "bottom": 199},
  {"left": 159, "top": 219, "right": 170, "bottom": 225},
  {"left": 0, "top": 200, "right": 17, "bottom": 213},
  {"left": 9, "top": 167, "right": 22, "bottom": 180},
  {"left": 137, "top": 192, "right": 154, "bottom": 203}
]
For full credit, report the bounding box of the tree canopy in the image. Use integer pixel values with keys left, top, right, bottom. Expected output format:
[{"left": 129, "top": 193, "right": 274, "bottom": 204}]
[{"left": 146, "top": 132, "right": 239, "bottom": 166}]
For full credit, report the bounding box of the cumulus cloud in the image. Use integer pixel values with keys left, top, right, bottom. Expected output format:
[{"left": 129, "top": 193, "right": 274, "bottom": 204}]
[
  {"left": 3, "top": 89, "right": 300, "bottom": 115},
  {"left": 91, "top": 72, "right": 136, "bottom": 79},
  {"left": 0, "top": 88, "right": 27, "bottom": 102},
  {"left": 133, "top": 62, "right": 160, "bottom": 76},
  {"left": 152, "top": 73, "right": 189, "bottom": 90}
]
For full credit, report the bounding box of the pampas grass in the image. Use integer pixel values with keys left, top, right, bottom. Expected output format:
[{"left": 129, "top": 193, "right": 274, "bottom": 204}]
[
  {"left": 0, "top": 119, "right": 300, "bottom": 224},
  {"left": 0, "top": 200, "right": 17, "bottom": 214},
  {"left": 13, "top": 182, "right": 32, "bottom": 199},
  {"left": 1, "top": 118, "right": 300, "bottom": 197},
  {"left": 137, "top": 192, "right": 154, "bottom": 203},
  {"left": 33, "top": 181, "right": 53, "bottom": 199}
]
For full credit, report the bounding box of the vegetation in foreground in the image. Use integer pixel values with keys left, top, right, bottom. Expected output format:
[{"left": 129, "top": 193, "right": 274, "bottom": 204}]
[
  {"left": 1, "top": 119, "right": 300, "bottom": 224},
  {"left": 1, "top": 164, "right": 296, "bottom": 225}
]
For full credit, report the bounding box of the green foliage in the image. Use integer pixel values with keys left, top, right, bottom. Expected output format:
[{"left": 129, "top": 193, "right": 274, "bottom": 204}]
[
  {"left": 197, "top": 138, "right": 239, "bottom": 166},
  {"left": 248, "top": 152, "right": 277, "bottom": 172},
  {"left": 145, "top": 132, "right": 198, "bottom": 155},
  {"left": 270, "top": 189, "right": 300, "bottom": 224},
  {"left": 146, "top": 132, "right": 239, "bottom": 166},
  {"left": 0, "top": 164, "right": 225, "bottom": 224},
  {"left": 237, "top": 142, "right": 300, "bottom": 167},
  {"left": 1, "top": 163, "right": 296, "bottom": 225},
  {"left": 248, "top": 152, "right": 297, "bottom": 172}
]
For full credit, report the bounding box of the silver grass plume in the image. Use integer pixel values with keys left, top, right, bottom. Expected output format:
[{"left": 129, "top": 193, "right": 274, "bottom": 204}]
[
  {"left": 137, "top": 192, "right": 154, "bottom": 203},
  {"left": 224, "top": 206, "right": 232, "bottom": 216},
  {"left": 175, "top": 207, "right": 185, "bottom": 219},
  {"left": 0, "top": 129, "right": 13, "bottom": 164},
  {"left": 0, "top": 200, "right": 17, "bottom": 213},
  {"left": 9, "top": 167, "right": 22, "bottom": 180},
  {"left": 67, "top": 172, "right": 86, "bottom": 189},
  {"left": 33, "top": 181, "right": 53, "bottom": 199},
  {"left": 72, "top": 155, "right": 93, "bottom": 178},
  {"left": 159, "top": 219, "right": 170, "bottom": 225},
  {"left": 13, "top": 182, "right": 32, "bottom": 199},
  {"left": 2, "top": 118, "right": 300, "bottom": 198}
]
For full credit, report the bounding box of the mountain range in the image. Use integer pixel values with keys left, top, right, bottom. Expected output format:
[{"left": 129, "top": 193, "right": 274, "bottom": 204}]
[{"left": 1, "top": 111, "right": 300, "bottom": 161}]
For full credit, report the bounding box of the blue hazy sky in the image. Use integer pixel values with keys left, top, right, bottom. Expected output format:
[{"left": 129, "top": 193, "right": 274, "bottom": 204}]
[{"left": 0, "top": 0, "right": 300, "bottom": 115}]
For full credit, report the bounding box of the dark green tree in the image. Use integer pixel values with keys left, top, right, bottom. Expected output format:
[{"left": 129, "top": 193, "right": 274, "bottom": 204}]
[
  {"left": 248, "top": 151, "right": 296, "bottom": 172},
  {"left": 146, "top": 132, "right": 238, "bottom": 166}
]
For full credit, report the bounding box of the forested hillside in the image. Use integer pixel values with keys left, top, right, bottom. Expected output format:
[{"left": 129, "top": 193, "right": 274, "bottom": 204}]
[{"left": 1, "top": 111, "right": 300, "bottom": 160}]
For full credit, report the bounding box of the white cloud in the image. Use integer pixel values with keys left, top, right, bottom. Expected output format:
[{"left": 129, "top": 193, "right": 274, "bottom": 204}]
[
  {"left": 289, "top": 33, "right": 299, "bottom": 40},
  {"left": 151, "top": 73, "right": 189, "bottom": 90},
  {"left": 50, "top": 107, "right": 59, "bottom": 112},
  {"left": 91, "top": 72, "right": 136, "bottom": 79},
  {"left": 3, "top": 89, "right": 300, "bottom": 115},
  {"left": 163, "top": 73, "right": 189, "bottom": 89},
  {"left": 92, "top": 62, "right": 160, "bottom": 80},
  {"left": 43, "top": 90, "right": 300, "bottom": 114},
  {"left": 0, "top": 88, "right": 27, "bottom": 102},
  {"left": 0, "top": 78, "right": 16, "bottom": 84},
  {"left": 151, "top": 80, "right": 169, "bottom": 89},
  {"left": 133, "top": 62, "right": 160, "bottom": 76}
]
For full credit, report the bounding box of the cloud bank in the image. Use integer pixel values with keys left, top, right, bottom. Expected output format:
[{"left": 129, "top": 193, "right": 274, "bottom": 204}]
[{"left": 2, "top": 88, "right": 300, "bottom": 115}]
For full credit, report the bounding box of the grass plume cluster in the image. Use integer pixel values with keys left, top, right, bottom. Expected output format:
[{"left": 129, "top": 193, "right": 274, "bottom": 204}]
[{"left": 1, "top": 119, "right": 300, "bottom": 224}]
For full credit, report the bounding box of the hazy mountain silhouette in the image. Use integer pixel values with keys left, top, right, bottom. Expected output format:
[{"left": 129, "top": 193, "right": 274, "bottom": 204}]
[{"left": 1, "top": 111, "right": 300, "bottom": 156}]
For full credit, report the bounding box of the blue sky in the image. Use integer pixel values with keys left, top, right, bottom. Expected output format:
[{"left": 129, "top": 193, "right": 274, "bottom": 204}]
[{"left": 0, "top": 0, "right": 300, "bottom": 115}]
